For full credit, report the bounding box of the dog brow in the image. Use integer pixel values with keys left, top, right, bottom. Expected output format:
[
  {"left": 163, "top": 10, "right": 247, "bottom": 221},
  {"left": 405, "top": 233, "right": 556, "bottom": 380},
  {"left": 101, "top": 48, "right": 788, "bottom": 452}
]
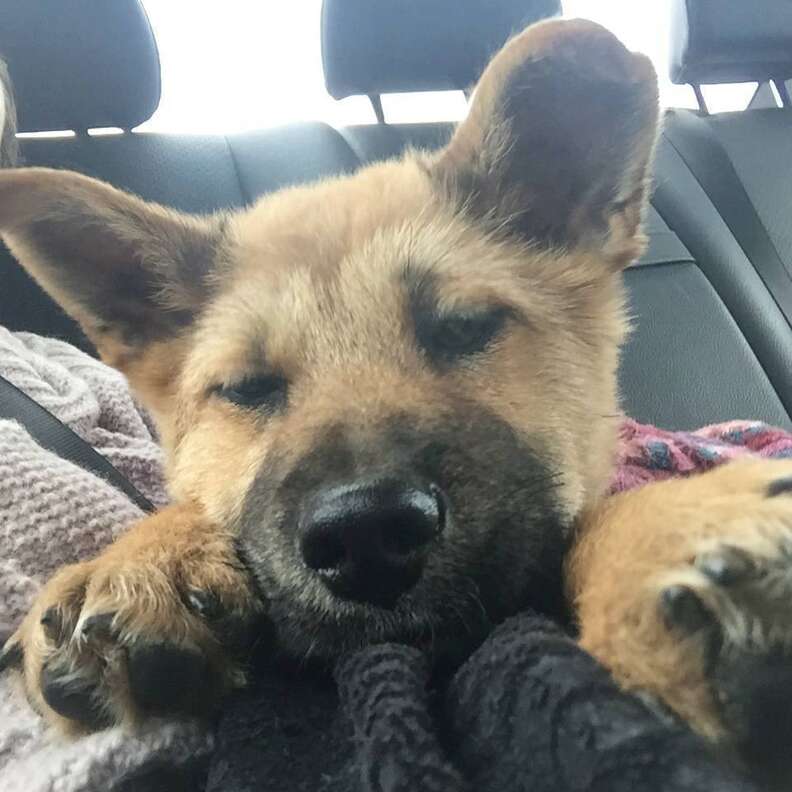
[{"left": 400, "top": 262, "right": 441, "bottom": 331}]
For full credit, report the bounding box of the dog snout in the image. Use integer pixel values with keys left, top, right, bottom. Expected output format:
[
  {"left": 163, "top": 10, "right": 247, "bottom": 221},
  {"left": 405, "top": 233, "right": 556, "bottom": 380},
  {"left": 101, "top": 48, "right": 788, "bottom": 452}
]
[{"left": 299, "top": 478, "right": 445, "bottom": 608}]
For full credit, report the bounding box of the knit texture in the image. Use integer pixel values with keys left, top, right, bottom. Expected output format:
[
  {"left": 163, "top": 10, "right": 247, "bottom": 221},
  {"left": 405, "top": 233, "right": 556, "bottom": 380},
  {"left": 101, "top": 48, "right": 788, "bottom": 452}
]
[
  {"left": 206, "top": 614, "right": 762, "bottom": 792},
  {"left": 612, "top": 417, "right": 792, "bottom": 493},
  {"left": 1, "top": 327, "right": 791, "bottom": 791},
  {"left": 0, "top": 328, "right": 210, "bottom": 792}
]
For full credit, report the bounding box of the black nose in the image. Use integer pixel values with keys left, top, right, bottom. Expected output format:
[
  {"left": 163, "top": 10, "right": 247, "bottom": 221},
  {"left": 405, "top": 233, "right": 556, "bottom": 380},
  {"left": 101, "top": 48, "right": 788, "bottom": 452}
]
[{"left": 299, "top": 479, "right": 445, "bottom": 608}]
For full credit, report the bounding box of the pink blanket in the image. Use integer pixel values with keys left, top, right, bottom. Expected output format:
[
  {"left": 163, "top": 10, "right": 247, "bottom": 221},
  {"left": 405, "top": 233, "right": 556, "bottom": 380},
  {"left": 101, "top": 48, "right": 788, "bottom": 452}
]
[{"left": 612, "top": 418, "right": 792, "bottom": 493}]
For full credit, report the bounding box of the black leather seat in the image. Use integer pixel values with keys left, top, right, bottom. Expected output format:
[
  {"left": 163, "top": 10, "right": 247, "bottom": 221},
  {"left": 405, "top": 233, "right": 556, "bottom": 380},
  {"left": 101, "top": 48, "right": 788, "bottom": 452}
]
[
  {"left": 0, "top": 1, "right": 362, "bottom": 351},
  {"left": 1, "top": 0, "right": 791, "bottom": 432},
  {"left": 659, "top": 0, "right": 792, "bottom": 416},
  {"left": 3, "top": 126, "right": 361, "bottom": 351},
  {"left": 322, "top": 0, "right": 792, "bottom": 430}
]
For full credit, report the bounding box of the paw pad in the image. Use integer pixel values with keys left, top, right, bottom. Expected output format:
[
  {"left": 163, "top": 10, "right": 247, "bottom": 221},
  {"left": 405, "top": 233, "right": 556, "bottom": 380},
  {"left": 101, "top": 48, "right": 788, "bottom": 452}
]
[
  {"left": 767, "top": 476, "right": 792, "bottom": 498},
  {"left": 660, "top": 584, "right": 711, "bottom": 633},
  {"left": 127, "top": 643, "right": 214, "bottom": 717},
  {"left": 0, "top": 640, "right": 22, "bottom": 672},
  {"left": 40, "top": 663, "right": 111, "bottom": 729}
]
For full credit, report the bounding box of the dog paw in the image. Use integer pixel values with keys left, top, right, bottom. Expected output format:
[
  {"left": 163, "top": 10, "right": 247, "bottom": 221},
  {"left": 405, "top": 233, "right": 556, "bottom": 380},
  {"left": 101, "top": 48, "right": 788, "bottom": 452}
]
[
  {"left": 656, "top": 470, "right": 792, "bottom": 780},
  {"left": 0, "top": 507, "right": 261, "bottom": 732}
]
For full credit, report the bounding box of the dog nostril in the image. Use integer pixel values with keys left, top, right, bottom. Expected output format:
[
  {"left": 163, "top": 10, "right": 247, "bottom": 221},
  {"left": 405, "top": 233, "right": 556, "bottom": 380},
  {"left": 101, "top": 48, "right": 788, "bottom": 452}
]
[
  {"left": 382, "top": 523, "right": 428, "bottom": 557},
  {"left": 301, "top": 528, "right": 346, "bottom": 573},
  {"left": 381, "top": 487, "right": 443, "bottom": 559}
]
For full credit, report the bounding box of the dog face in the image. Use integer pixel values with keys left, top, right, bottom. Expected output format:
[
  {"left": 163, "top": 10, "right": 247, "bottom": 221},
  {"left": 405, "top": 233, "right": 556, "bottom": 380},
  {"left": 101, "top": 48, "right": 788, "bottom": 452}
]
[{"left": 0, "top": 20, "right": 658, "bottom": 661}]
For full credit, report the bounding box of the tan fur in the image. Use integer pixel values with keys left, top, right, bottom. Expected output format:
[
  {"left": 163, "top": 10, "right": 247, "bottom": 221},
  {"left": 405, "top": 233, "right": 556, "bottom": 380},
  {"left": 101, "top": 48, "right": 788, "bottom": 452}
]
[
  {"left": 168, "top": 161, "right": 627, "bottom": 521},
  {"left": 10, "top": 503, "right": 257, "bottom": 731},
  {"left": 569, "top": 459, "right": 792, "bottom": 740},
  {"left": 2, "top": 19, "right": 791, "bottom": 764}
]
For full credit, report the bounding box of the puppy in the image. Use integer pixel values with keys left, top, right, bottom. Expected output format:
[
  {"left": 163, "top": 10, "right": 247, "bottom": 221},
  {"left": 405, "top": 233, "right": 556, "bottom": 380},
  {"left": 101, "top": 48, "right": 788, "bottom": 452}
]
[{"left": 1, "top": 19, "right": 791, "bottom": 779}]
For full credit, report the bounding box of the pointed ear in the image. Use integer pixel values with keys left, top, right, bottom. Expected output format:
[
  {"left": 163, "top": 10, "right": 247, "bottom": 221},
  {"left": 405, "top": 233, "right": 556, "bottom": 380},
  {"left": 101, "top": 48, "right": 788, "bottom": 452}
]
[
  {"left": 0, "top": 168, "right": 223, "bottom": 368},
  {"left": 432, "top": 18, "right": 659, "bottom": 267}
]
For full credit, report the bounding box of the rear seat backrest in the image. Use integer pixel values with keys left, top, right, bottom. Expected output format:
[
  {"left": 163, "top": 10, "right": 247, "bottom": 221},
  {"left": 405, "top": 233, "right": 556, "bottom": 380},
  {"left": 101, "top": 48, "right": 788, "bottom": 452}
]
[
  {"left": 321, "top": 0, "right": 561, "bottom": 117},
  {"left": 665, "top": 0, "right": 792, "bottom": 328},
  {"left": 321, "top": 0, "right": 792, "bottom": 429},
  {"left": 0, "top": 0, "right": 360, "bottom": 351},
  {"left": 2, "top": 0, "right": 792, "bottom": 431}
]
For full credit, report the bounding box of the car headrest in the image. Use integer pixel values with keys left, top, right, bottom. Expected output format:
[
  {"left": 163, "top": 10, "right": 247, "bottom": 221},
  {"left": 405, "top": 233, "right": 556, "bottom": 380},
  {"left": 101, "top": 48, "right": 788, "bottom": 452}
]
[
  {"left": 670, "top": 0, "right": 792, "bottom": 85},
  {"left": 0, "top": 0, "right": 161, "bottom": 133},
  {"left": 322, "top": 0, "right": 562, "bottom": 100}
]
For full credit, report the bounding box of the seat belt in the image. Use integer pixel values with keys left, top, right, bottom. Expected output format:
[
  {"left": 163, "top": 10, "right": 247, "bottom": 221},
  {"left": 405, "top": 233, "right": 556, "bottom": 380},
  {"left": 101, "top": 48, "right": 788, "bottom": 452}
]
[
  {"left": 0, "top": 373, "right": 155, "bottom": 513},
  {"left": 662, "top": 109, "right": 792, "bottom": 330}
]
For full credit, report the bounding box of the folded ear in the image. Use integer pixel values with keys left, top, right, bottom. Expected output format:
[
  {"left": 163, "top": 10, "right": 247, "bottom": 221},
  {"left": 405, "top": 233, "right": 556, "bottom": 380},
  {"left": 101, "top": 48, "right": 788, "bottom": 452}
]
[
  {"left": 0, "top": 168, "right": 223, "bottom": 368},
  {"left": 432, "top": 18, "right": 659, "bottom": 267}
]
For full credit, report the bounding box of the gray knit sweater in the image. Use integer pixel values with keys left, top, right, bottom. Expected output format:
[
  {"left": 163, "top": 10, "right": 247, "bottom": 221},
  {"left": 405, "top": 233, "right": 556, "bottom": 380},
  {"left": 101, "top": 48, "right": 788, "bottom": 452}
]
[{"left": 0, "top": 328, "right": 212, "bottom": 791}]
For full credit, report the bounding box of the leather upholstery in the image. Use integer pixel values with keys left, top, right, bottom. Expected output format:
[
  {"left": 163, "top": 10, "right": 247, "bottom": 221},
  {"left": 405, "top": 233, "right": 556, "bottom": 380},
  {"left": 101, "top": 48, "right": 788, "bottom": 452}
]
[
  {"left": 338, "top": 121, "right": 792, "bottom": 429},
  {"left": 0, "top": 0, "right": 160, "bottom": 131},
  {"left": 670, "top": 0, "right": 792, "bottom": 85},
  {"left": 650, "top": 134, "right": 792, "bottom": 425},
  {"left": 3, "top": 0, "right": 792, "bottom": 434},
  {"left": 321, "top": 0, "right": 560, "bottom": 99},
  {"left": 339, "top": 123, "right": 455, "bottom": 164},
  {"left": 698, "top": 110, "right": 792, "bottom": 278},
  {"left": 662, "top": 109, "right": 792, "bottom": 331},
  {"left": 0, "top": 125, "right": 360, "bottom": 351},
  {"left": 660, "top": 109, "right": 792, "bottom": 402},
  {"left": 621, "top": 262, "right": 790, "bottom": 429},
  {"left": 6, "top": 119, "right": 790, "bottom": 432}
]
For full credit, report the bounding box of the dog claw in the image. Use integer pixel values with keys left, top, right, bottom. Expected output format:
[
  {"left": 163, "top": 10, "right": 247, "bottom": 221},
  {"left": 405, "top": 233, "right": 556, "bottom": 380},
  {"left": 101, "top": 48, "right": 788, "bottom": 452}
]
[
  {"left": 0, "top": 641, "right": 23, "bottom": 672},
  {"left": 185, "top": 589, "right": 221, "bottom": 619},
  {"left": 81, "top": 613, "right": 117, "bottom": 640},
  {"left": 40, "top": 607, "right": 64, "bottom": 642}
]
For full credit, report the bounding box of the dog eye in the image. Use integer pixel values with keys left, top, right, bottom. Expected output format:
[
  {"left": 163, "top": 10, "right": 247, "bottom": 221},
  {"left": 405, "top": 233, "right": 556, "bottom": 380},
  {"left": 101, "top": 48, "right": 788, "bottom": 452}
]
[
  {"left": 419, "top": 308, "right": 509, "bottom": 363},
  {"left": 216, "top": 374, "right": 288, "bottom": 412}
]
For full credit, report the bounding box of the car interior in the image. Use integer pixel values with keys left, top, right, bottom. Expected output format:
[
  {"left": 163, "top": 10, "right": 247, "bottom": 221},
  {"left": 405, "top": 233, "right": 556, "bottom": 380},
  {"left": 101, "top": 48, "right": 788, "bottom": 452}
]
[
  {"left": 2, "top": 0, "right": 792, "bottom": 787},
  {"left": 3, "top": 0, "right": 792, "bottom": 436}
]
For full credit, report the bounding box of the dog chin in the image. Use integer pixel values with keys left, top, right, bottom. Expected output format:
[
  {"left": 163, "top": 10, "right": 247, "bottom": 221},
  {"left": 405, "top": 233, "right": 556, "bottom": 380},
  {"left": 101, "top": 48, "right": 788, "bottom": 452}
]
[{"left": 264, "top": 587, "right": 494, "bottom": 670}]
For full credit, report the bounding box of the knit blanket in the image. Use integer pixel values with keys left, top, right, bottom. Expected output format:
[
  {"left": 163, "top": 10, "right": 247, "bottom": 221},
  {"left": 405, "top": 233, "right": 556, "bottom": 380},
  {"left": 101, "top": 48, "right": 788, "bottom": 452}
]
[
  {"left": 0, "top": 328, "right": 210, "bottom": 792},
  {"left": 0, "top": 326, "right": 790, "bottom": 791}
]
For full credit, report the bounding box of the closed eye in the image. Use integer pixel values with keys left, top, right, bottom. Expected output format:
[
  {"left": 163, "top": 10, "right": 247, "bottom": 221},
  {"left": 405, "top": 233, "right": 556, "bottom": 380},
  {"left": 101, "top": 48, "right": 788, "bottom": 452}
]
[
  {"left": 214, "top": 374, "right": 289, "bottom": 412},
  {"left": 416, "top": 307, "right": 511, "bottom": 365}
]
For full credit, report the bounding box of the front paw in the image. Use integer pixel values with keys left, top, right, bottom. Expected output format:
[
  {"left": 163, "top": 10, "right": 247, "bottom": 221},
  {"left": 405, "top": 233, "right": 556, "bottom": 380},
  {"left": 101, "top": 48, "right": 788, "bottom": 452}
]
[
  {"left": 574, "top": 459, "right": 792, "bottom": 780},
  {"left": 631, "top": 460, "right": 792, "bottom": 785},
  {"left": 0, "top": 510, "right": 260, "bottom": 733},
  {"left": 659, "top": 528, "right": 792, "bottom": 781}
]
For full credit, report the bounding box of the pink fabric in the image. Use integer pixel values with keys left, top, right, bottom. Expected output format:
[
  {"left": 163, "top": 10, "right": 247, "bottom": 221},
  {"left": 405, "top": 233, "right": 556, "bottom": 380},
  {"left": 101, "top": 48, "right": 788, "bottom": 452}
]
[{"left": 611, "top": 418, "right": 792, "bottom": 494}]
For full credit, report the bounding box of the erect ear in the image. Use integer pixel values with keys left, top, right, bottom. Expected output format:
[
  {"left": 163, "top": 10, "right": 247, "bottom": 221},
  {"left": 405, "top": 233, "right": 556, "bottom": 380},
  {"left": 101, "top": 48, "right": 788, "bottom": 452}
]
[
  {"left": 0, "top": 168, "right": 223, "bottom": 375},
  {"left": 432, "top": 18, "right": 659, "bottom": 267}
]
